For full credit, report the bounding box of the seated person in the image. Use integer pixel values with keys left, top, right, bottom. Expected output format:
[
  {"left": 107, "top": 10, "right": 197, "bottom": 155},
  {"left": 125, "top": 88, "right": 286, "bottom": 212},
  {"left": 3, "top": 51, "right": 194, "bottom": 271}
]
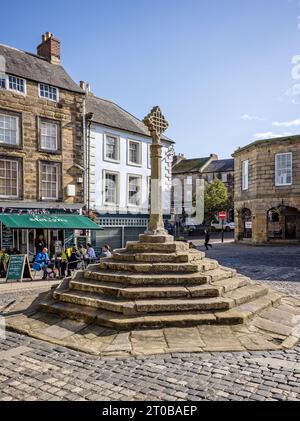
[
  {"left": 68, "top": 247, "right": 82, "bottom": 275},
  {"left": 33, "top": 247, "right": 50, "bottom": 279}
]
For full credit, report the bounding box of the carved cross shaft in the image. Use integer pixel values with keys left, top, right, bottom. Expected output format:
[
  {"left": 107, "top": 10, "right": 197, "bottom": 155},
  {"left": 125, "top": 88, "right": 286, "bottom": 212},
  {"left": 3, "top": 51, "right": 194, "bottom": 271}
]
[{"left": 143, "top": 107, "right": 169, "bottom": 235}]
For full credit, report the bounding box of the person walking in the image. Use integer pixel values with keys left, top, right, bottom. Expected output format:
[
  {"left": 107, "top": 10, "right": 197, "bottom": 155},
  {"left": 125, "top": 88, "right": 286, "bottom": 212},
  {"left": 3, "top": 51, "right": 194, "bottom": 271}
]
[{"left": 204, "top": 230, "right": 213, "bottom": 251}]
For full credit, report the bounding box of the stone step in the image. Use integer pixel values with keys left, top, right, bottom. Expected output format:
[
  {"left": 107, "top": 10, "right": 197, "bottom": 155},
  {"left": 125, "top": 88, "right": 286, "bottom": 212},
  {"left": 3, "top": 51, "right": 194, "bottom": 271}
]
[
  {"left": 39, "top": 299, "right": 221, "bottom": 329},
  {"left": 124, "top": 241, "right": 190, "bottom": 254},
  {"left": 70, "top": 278, "right": 220, "bottom": 299},
  {"left": 206, "top": 268, "right": 237, "bottom": 283},
  {"left": 225, "top": 284, "right": 269, "bottom": 306},
  {"left": 84, "top": 270, "right": 210, "bottom": 286},
  {"left": 139, "top": 234, "right": 174, "bottom": 243},
  {"left": 112, "top": 252, "right": 191, "bottom": 264},
  {"left": 53, "top": 289, "right": 234, "bottom": 315},
  {"left": 200, "top": 259, "right": 219, "bottom": 272},
  {"left": 71, "top": 278, "right": 221, "bottom": 299},
  {"left": 215, "top": 291, "right": 282, "bottom": 324},
  {"left": 213, "top": 275, "right": 251, "bottom": 293},
  {"left": 99, "top": 261, "right": 200, "bottom": 274}
]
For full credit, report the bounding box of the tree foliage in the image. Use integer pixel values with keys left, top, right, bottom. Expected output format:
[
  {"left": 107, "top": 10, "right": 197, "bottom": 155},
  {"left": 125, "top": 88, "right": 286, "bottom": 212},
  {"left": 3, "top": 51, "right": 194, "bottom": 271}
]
[{"left": 204, "top": 179, "right": 228, "bottom": 223}]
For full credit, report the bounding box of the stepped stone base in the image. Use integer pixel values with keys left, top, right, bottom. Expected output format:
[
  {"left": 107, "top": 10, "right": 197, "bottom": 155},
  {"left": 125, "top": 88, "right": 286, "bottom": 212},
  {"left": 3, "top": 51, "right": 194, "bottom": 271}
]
[{"left": 3, "top": 234, "right": 300, "bottom": 356}]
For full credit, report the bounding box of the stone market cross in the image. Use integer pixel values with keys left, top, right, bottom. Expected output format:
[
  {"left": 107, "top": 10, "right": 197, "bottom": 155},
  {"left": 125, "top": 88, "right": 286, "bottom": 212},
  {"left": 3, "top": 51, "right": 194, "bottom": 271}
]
[{"left": 143, "top": 106, "right": 169, "bottom": 236}]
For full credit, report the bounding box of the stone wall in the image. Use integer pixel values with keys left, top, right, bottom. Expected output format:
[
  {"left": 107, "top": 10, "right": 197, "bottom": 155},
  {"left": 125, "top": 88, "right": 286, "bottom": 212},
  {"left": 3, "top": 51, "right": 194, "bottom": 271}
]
[
  {"left": 0, "top": 80, "right": 84, "bottom": 206},
  {"left": 234, "top": 137, "right": 300, "bottom": 244}
]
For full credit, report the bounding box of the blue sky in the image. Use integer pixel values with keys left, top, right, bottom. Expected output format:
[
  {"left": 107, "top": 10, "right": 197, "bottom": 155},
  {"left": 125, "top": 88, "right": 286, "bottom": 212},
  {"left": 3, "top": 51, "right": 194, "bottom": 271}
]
[{"left": 1, "top": 0, "right": 300, "bottom": 158}]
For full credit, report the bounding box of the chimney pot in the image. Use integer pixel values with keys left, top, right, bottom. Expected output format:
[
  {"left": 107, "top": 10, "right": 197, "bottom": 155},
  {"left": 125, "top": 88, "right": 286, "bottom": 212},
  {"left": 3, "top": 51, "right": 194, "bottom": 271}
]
[{"left": 79, "top": 81, "right": 85, "bottom": 90}]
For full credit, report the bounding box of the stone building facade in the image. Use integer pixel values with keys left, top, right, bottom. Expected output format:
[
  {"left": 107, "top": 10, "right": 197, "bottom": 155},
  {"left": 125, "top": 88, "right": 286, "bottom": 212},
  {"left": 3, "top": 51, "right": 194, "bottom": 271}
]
[
  {"left": 233, "top": 135, "right": 300, "bottom": 244},
  {"left": 172, "top": 154, "right": 234, "bottom": 223},
  {"left": 0, "top": 33, "right": 85, "bottom": 255},
  {"left": 85, "top": 92, "right": 174, "bottom": 251}
]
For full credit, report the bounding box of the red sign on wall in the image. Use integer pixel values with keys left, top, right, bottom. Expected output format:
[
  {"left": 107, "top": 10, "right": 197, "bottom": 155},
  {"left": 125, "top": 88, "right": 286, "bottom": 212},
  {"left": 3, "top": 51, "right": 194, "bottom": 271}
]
[{"left": 219, "top": 211, "right": 227, "bottom": 220}]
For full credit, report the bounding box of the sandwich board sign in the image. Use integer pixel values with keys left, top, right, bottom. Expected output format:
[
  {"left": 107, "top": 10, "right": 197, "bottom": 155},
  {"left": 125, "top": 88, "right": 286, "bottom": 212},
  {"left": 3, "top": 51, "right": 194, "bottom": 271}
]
[{"left": 5, "top": 255, "right": 32, "bottom": 283}]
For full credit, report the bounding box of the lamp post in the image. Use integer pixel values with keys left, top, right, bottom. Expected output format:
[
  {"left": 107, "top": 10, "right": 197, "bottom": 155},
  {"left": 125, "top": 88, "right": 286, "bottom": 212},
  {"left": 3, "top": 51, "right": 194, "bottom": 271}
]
[{"left": 143, "top": 106, "right": 169, "bottom": 236}]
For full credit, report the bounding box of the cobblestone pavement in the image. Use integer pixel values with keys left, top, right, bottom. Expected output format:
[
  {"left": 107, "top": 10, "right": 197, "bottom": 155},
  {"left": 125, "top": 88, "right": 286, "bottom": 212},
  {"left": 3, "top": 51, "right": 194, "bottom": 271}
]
[
  {"left": 0, "top": 331, "right": 299, "bottom": 401},
  {"left": 193, "top": 242, "right": 300, "bottom": 286},
  {"left": 0, "top": 243, "right": 300, "bottom": 401}
]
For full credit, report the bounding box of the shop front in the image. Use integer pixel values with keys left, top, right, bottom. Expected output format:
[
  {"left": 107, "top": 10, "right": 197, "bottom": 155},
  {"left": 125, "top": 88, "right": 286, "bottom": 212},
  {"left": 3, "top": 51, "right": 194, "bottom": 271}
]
[{"left": 0, "top": 213, "right": 102, "bottom": 262}]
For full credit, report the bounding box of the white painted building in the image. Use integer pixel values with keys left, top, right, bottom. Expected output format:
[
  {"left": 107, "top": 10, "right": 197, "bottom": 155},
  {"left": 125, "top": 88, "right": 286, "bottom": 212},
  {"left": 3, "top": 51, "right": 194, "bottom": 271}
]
[{"left": 86, "top": 93, "right": 174, "bottom": 250}]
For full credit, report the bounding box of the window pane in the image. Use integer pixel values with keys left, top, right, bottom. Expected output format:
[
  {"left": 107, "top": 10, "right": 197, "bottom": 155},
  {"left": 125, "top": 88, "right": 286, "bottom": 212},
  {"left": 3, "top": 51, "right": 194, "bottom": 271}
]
[
  {"left": 129, "top": 142, "right": 140, "bottom": 164},
  {"left": 106, "top": 136, "right": 118, "bottom": 160},
  {"left": 128, "top": 176, "right": 141, "bottom": 206},
  {"left": 8, "top": 75, "right": 25, "bottom": 93},
  {"left": 276, "top": 154, "right": 292, "bottom": 186},
  {"left": 40, "top": 121, "right": 58, "bottom": 150},
  {"left": 0, "top": 113, "right": 19, "bottom": 145},
  {"left": 0, "top": 159, "right": 18, "bottom": 198},
  {"left": 40, "top": 163, "right": 59, "bottom": 199},
  {"left": 40, "top": 84, "right": 58, "bottom": 101},
  {"left": 105, "top": 174, "right": 117, "bottom": 204}
]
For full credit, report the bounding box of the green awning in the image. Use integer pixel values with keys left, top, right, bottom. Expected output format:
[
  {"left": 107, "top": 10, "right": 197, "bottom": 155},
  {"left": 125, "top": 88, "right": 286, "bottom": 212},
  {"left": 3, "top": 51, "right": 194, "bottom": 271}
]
[{"left": 0, "top": 214, "right": 103, "bottom": 230}]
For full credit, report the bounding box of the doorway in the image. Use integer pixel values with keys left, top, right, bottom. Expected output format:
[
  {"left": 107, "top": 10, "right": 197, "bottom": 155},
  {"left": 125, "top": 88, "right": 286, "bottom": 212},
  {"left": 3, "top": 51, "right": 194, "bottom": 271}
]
[{"left": 285, "top": 215, "right": 297, "bottom": 239}]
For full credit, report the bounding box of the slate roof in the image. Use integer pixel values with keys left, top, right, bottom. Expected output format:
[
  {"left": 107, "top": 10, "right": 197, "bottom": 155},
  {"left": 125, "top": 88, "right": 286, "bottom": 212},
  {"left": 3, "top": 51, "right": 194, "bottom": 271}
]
[
  {"left": 86, "top": 94, "right": 173, "bottom": 143},
  {"left": 203, "top": 159, "right": 234, "bottom": 173},
  {"left": 233, "top": 134, "right": 300, "bottom": 156},
  {"left": 173, "top": 157, "right": 211, "bottom": 174},
  {"left": 0, "top": 43, "right": 83, "bottom": 94}
]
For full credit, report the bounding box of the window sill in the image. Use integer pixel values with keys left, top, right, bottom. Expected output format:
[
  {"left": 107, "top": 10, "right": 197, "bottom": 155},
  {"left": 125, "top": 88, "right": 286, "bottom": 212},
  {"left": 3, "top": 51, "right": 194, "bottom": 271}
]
[
  {"left": 127, "top": 162, "right": 142, "bottom": 168},
  {"left": 103, "top": 158, "right": 120, "bottom": 164},
  {"left": 38, "top": 148, "right": 62, "bottom": 155},
  {"left": 0, "top": 144, "right": 23, "bottom": 150}
]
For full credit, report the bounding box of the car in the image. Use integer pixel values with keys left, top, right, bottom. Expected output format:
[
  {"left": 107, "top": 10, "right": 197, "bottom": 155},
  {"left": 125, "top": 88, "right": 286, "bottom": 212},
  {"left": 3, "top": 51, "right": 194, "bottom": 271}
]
[
  {"left": 184, "top": 223, "right": 208, "bottom": 236},
  {"left": 211, "top": 221, "right": 235, "bottom": 232}
]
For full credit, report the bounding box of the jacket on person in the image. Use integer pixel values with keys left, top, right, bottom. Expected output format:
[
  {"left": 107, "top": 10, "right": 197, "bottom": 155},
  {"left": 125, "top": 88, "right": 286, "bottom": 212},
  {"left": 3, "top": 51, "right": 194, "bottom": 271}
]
[{"left": 33, "top": 252, "right": 50, "bottom": 271}]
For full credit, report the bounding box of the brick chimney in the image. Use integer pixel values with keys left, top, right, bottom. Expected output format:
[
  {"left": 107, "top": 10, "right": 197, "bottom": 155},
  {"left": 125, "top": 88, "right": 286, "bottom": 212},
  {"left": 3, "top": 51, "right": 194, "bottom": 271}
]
[{"left": 37, "top": 32, "right": 61, "bottom": 64}]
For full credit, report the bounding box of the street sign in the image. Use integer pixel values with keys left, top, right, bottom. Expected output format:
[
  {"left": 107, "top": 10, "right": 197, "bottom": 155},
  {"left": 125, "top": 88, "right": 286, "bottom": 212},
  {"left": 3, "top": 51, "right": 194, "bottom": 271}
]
[{"left": 219, "top": 211, "right": 227, "bottom": 220}]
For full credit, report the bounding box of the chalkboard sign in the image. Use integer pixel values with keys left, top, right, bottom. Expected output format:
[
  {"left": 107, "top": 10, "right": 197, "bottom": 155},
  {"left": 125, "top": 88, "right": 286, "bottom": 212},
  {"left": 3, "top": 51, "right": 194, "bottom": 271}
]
[{"left": 5, "top": 255, "right": 32, "bottom": 283}]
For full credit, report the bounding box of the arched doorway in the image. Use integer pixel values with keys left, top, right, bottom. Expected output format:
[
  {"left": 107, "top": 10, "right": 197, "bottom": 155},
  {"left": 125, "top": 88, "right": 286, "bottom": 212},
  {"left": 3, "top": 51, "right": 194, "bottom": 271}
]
[
  {"left": 241, "top": 208, "right": 252, "bottom": 239},
  {"left": 267, "top": 206, "right": 300, "bottom": 241}
]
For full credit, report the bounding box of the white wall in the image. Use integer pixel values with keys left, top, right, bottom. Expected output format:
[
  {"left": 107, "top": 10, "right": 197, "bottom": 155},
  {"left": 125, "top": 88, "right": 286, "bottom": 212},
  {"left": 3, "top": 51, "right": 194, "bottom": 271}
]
[{"left": 89, "top": 124, "right": 173, "bottom": 215}]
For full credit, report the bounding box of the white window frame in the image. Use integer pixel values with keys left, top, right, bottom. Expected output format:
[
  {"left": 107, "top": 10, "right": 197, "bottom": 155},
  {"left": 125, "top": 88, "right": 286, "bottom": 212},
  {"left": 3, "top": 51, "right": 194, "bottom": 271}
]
[
  {"left": 242, "top": 160, "right": 249, "bottom": 191},
  {"left": 186, "top": 176, "right": 193, "bottom": 186},
  {"left": 0, "top": 112, "right": 20, "bottom": 146},
  {"left": 39, "top": 83, "right": 59, "bottom": 102},
  {"left": 127, "top": 139, "right": 142, "bottom": 167},
  {"left": 0, "top": 158, "right": 19, "bottom": 199},
  {"left": 127, "top": 174, "right": 142, "bottom": 208},
  {"left": 0, "top": 75, "right": 27, "bottom": 95},
  {"left": 275, "top": 153, "right": 293, "bottom": 187},
  {"left": 103, "top": 133, "right": 120, "bottom": 163},
  {"left": 103, "top": 170, "right": 120, "bottom": 206},
  {"left": 39, "top": 162, "right": 60, "bottom": 201},
  {"left": 40, "top": 120, "right": 59, "bottom": 152}
]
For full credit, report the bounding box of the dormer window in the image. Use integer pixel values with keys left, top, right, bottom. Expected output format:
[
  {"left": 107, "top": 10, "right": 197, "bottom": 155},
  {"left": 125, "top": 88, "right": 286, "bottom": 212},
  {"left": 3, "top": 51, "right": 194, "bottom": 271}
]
[{"left": 39, "top": 83, "right": 59, "bottom": 102}]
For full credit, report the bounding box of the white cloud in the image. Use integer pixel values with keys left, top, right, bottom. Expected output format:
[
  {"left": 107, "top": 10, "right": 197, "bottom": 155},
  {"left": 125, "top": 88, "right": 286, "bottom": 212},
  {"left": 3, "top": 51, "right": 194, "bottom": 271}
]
[
  {"left": 272, "top": 118, "right": 300, "bottom": 127},
  {"left": 240, "top": 114, "right": 264, "bottom": 121},
  {"left": 253, "top": 132, "right": 293, "bottom": 141}
]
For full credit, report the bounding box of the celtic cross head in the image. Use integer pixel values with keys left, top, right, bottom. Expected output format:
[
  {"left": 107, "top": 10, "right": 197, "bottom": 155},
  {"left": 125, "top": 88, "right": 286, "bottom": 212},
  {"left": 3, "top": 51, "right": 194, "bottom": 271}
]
[{"left": 143, "top": 106, "right": 169, "bottom": 143}]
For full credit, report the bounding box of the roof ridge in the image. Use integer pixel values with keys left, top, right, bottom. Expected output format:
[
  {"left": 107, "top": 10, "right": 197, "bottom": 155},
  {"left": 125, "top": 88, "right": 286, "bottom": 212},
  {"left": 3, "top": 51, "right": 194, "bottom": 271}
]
[{"left": 0, "top": 43, "right": 49, "bottom": 63}]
